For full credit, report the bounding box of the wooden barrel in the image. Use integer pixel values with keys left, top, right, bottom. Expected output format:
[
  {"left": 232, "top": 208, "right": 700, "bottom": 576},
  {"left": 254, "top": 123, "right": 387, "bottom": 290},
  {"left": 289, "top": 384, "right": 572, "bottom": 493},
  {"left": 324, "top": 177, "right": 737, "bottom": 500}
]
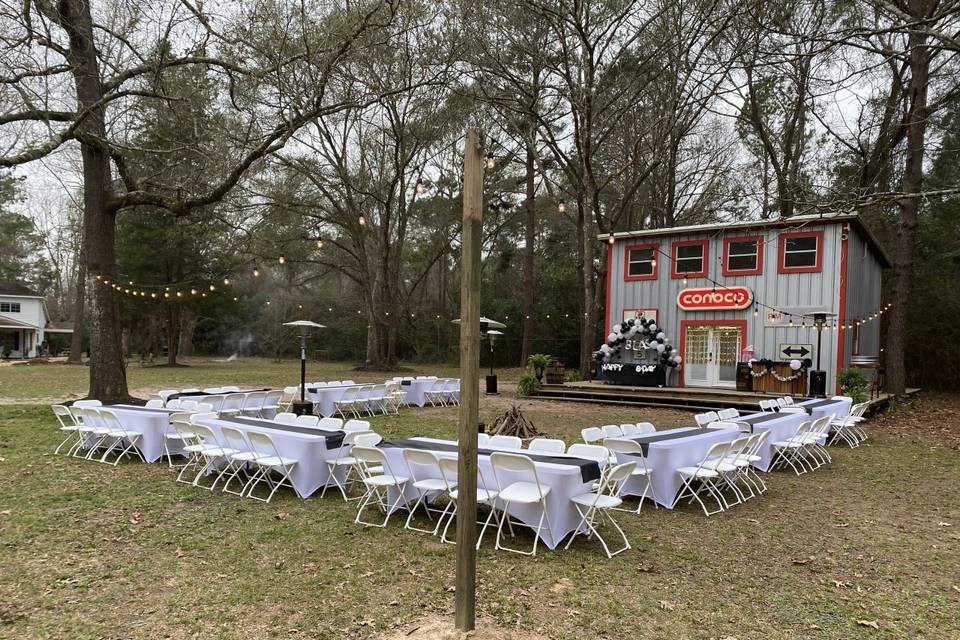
[{"left": 545, "top": 361, "right": 566, "bottom": 384}]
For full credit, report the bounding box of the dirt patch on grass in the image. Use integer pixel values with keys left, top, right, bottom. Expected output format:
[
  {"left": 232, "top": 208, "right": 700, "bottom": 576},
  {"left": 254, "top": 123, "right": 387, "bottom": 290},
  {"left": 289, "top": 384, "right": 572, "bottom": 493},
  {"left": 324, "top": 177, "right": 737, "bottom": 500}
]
[
  {"left": 378, "top": 616, "right": 547, "bottom": 640},
  {"left": 870, "top": 392, "right": 960, "bottom": 449}
]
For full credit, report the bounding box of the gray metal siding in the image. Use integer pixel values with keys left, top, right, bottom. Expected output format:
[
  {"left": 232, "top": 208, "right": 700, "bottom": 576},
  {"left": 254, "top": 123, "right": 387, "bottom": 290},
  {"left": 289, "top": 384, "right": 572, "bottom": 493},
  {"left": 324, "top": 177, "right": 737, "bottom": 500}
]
[
  {"left": 842, "top": 229, "right": 884, "bottom": 368},
  {"left": 607, "top": 222, "right": 847, "bottom": 389}
]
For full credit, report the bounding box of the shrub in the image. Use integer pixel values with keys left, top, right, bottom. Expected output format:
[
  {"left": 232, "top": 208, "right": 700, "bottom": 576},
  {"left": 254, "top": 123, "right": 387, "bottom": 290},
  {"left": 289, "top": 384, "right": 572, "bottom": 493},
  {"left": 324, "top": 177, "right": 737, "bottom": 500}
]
[
  {"left": 517, "top": 372, "right": 541, "bottom": 396},
  {"left": 839, "top": 367, "right": 869, "bottom": 404},
  {"left": 565, "top": 368, "right": 580, "bottom": 382}
]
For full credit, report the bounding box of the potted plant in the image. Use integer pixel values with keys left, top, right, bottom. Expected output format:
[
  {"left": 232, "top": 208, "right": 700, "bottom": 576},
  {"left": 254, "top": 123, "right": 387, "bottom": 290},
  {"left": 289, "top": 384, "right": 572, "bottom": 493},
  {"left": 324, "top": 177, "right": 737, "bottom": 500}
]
[{"left": 527, "top": 353, "right": 550, "bottom": 383}]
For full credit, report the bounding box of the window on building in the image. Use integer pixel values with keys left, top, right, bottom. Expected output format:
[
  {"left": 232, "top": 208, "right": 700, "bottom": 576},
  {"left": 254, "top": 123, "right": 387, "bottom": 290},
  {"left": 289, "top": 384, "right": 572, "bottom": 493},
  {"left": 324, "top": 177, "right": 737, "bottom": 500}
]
[
  {"left": 0, "top": 302, "right": 21, "bottom": 313},
  {"left": 671, "top": 240, "right": 707, "bottom": 279},
  {"left": 723, "top": 236, "right": 763, "bottom": 276},
  {"left": 779, "top": 231, "right": 823, "bottom": 273},
  {"left": 625, "top": 244, "right": 658, "bottom": 280}
]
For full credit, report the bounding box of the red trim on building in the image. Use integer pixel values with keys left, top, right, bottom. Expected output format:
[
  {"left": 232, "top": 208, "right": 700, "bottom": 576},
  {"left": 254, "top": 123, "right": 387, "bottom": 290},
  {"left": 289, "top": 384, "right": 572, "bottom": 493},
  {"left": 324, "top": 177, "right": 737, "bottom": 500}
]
[
  {"left": 623, "top": 242, "right": 659, "bottom": 281},
  {"left": 836, "top": 227, "right": 848, "bottom": 394},
  {"left": 721, "top": 235, "right": 764, "bottom": 277},
  {"left": 604, "top": 241, "right": 613, "bottom": 337},
  {"left": 670, "top": 239, "right": 708, "bottom": 279},
  {"left": 678, "top": 319, "right": 748, "bottom": 388},
  {"left": 777, "top": 230, "right": 825, "bottom": 274}
]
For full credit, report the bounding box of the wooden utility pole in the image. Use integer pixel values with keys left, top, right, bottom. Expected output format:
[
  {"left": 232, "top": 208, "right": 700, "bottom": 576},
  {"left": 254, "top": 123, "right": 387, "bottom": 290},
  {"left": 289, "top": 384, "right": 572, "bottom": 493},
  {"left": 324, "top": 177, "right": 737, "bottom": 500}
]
[{"left": 455, "top": 128, "right": 483, "bottom": 631}]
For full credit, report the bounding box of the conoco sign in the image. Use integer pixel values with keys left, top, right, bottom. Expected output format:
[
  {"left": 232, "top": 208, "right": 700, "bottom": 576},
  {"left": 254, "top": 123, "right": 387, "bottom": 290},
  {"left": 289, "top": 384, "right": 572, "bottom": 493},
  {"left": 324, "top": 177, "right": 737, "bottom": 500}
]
[{"left": 677, "top": 286, "right": 753, "bottom": 311}]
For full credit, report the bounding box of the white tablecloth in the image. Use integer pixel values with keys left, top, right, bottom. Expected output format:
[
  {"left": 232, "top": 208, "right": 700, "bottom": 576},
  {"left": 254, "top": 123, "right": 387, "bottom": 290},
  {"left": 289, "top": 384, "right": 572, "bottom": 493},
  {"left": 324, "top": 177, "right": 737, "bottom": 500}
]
[
  {"left": 307, "top": 385, "right": 351, "bottom": 417},
  {"left": 171, "top": 391, "right": 278, "bottom": 418},
  {"left": 402, "top": 379, "right": 435, "bottom": 407},
  {"left": 107, "top": 405, "right": 182, "bottom": 463},
  {"left": 736, "top": 412, "right": 808, "bottom": 471},
  {"left": 616, "top": 427, "right": 740, "bottom": 509},
  {"left": 195, "top": 417, "right": 346, "bottom": 497},
  {"left": 795, "top": 397, "right": 852, "bottom": 420},
  {"left": 378, "top": 437, "right": 600, "bottom": 550}
]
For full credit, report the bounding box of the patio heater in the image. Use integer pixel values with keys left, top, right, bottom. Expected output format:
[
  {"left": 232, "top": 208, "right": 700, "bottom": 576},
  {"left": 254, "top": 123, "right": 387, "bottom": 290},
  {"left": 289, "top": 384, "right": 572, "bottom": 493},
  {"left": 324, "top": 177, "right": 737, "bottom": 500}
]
[
  {"left": 484, "top": 330, "right": 504, "bottom": 395},
  {"left": 452, "top": 316, "right": 506, "bottom": 395},
  {"left": 282, "top": 320, "right": 326, "bottom": 415},
  {"left": 810, "top": 312, "right": 828, "bottom": 398}
]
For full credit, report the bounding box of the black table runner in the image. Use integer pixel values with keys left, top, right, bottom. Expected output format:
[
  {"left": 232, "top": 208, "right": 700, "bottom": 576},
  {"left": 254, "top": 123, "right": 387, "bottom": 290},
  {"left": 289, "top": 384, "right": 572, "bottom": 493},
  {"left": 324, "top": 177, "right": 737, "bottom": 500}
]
[
  {"left": 740, "top": 412, "right": 787, "bottom": 425},
  {"left": 168, "top": 388, "right": 271, "bottom": 401},
  {"left": 798, "top": 399, "right": 839, "bottom": 414},
  {"left": 627, "top": 428, "right": 715, "bottom": 455},
  {"left": 219, "top": 416, "right": 346, "bottom": 448},
  {"left": 379, "top": 438, "right": 601, "bottom": 483}
]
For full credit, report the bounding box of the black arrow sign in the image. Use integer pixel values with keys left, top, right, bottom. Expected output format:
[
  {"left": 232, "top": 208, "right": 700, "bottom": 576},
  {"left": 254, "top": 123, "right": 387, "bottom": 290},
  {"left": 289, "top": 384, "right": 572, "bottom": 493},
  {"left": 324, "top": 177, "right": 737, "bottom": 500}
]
[{"left": 782, "top": 346, "right": 810, "bottom": 357}]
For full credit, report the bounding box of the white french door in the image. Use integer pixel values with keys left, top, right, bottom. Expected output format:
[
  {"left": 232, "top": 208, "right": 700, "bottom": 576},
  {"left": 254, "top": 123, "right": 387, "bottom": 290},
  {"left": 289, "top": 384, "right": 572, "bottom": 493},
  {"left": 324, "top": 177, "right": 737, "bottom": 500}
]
[{"left": 684, "top": 325, "right": 742, "bottom": 388}]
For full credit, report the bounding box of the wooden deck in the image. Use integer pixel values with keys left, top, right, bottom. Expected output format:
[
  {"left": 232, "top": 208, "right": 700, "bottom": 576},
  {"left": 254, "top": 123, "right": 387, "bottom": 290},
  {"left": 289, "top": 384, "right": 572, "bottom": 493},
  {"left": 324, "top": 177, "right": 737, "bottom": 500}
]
[{"left": 532, "top": 381, "right": 921, "bottom": 412}]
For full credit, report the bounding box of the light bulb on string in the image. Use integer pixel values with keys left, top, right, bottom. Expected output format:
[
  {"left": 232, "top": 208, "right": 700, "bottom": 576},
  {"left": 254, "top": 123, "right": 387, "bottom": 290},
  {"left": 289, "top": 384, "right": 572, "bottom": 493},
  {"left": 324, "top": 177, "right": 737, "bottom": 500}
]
[
  {"left": 253, "top": 266, "right": 260, "bottom": 277},
  {"left": 223, "top": 278, "right": 231, "bottom": 286},
  {"left": 266, "top": 300, "right": 271, "bottom": 306},
  {"left": 316, "top": 239, "right": 323, "bottom": 249},
  {"left": 358, "top": 215, "right": 366, "bottom": 226},
  {"left": 415, "top": 177, "right": 425, "bottom": 194},
  {"left": 558, "top": 200, "right": 566, "bottom": 214},
  {"left": 682, "top": 275, "right": 688, "bottom": 286},
  {"left": 164, "top": 292, "right": 170, "bottom": 298},
  {"left": 753, "top": 306, "right": 758, "bottom": 317},
  {"left": 190, "top": 288, "right": 197, "bottom": 295},
  {"left": 485, "top": 152, "right": 495, "bottom": 170},
  {"left": 651, "top": 257, "right": 657, "bottom": 268},
  {"left": 201, "top": 293, "right": 207, "bottom": 298},
  {"left": 176, "top": 291, "right": 183, "bottom": 298},
  {"left": 607, "top": 232, "right": 615, "bottom": 245},
  {"left": 209, "top": 284, "right": 216, "bottom": 292},
  {"left": 233, "top": 297, "right": 238, "bottom": 302},
  {"left": 95, "top": 275, "right": 102, "bottom": 281},
  {"left": 128, "top": 281, "right": 133, "bottom": 286},
  {"left": 278, "top": 255, "right": 285, "bottom": 265}
]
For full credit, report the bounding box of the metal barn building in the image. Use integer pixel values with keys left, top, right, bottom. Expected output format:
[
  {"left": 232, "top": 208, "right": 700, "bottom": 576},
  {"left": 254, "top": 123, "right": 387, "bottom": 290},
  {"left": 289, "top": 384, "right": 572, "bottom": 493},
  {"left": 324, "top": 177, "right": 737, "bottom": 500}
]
[{"left": 601, "top": 213, "right": 889, "bottom": 394}]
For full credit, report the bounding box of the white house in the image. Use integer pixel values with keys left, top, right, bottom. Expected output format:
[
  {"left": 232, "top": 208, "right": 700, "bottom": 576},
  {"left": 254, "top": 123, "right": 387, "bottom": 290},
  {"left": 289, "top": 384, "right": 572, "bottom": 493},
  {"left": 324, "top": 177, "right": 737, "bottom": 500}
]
[{"left": 0, "top": 281, "right": 73, "bottom": 358}]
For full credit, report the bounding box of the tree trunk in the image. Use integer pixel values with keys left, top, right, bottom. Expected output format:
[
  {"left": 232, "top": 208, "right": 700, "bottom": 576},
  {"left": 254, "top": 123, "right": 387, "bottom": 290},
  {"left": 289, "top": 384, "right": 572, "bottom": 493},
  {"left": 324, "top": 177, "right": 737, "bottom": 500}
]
[
  {"left": 178, "top": 310, "right": 197, "bottom": 358},
  {"left": 520, "top": 135, "right": 536, "bottom": 366},
  {"left": 68, "top": 244, "right": 86, "bottom": 363},
  {"left": 576, "top": 199, "right": 590, "bottom": 379},
  {"left": 887, "top": 17, "right": 930, "bottom": 394},
  {"left": 167, "top": 305, "right": 181, "bottom": 366},
  {"left": 54, "top": 0, "right": 129, "bottom": 401}
]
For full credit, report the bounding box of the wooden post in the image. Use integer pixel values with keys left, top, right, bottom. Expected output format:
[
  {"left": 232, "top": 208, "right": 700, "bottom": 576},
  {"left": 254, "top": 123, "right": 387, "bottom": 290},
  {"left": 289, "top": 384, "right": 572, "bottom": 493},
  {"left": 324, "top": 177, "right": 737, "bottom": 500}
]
[{"left": 455, "top": 128, "right": 483, "bottom": 632}]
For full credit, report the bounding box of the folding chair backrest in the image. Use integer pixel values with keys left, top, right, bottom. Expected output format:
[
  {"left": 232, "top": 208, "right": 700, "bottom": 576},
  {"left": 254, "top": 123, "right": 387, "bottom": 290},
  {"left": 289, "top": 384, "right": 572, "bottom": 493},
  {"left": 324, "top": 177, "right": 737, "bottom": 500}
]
[
  {"left": 179, "top": 400, "right": 199, "bottom": 411},
  {"left": 344, "top": 419, "right": 371, "bottom": 433},
  {"left": 275, "top": 412, "right": 298, "bottom": 424},
  {"left": 438, "top": 457, "right": 459, "bottom": 488},
  {"left": 342, "top": 380, "right": 356, "bottom": 385},
  {"left": 98, "top": 408, "right": 122, "bottom": 430},
  {"left": 243, "top": 391, "right": 268, "bottom": 411},
  {"left": 196, "top": 403, "right": 214, "bottom": 413},
  {"left": 831, "top": 395, "right": 852, "bottom": 402},
  {"left": 635, "top": 422, "right": 656, "bottom": 434},
  {"left": 581, "top": 427, "right": 603, "bottom": 444},
  {"left": 189, "top": 423, "right": 221, "bottom": 447},
  {"left": 221, "top": 393, "right": 245, "bottom": 411},
  {"left": 602, "top": 438, "right": 642, "bottom": 455},
  {"left": 262, "top": 390, "right": 283, "bottom": 408},
  {"left": 317, "top": 417, "right": 343, "bottom": 430},
  {"left": 776, "top": 397, "right": 789, "bottom": 408},
  {"left": 73, "top": 400, "right": 102, "bottom": 407},
  {"left": 296, "top": 415, "right": 320, "bottom": 427},
  {"left": 202, "top": 395, "right": 225, "bottom": 412},
  {"left": 403, "top": 448, "right": 441, "bottom": 484},
  {"left": 490, "top": 452, "right": 546, "bottom": 499},
  {"left": 718, "top": 408, "right": 739, "bottom": 420},
  {"left": 350, "top": 445, "right": 392, "bottom": 476},
  {"left": 52, "top": 405, "right": 75, "bottom": 426},
  {"left": 784, "top": 396, "right": 795, "bottom": 405},
  {"left": 158, "top": 390, "right": 178, "bottom": 401},
  {"left": 600, "top": 462, "right": 637, "bottom": 496},
  {"left": 489, "top": 434, "right": 522, "bottom": 449},
  {"left": 708, "top": 421, "right": 740, "bottom": 430},
  {"left": 566, "top": 443, "right": 610, "bottom": 462},
  {"left": 189, "top": 412, "right": 219, "bottom": 424},
  {"left": 220, "top": 426, "right": 251, "bottom": 452},
  {"left": 247, "top": 431, "right": 282, "bottom": 459},
  {"left": 145, "top": 399, "right": 164, "bottom": 409},
  {"left": 620, "top": 424, "right": 640, "bottom": 436},
  {"left": 601, "top": 424, "right": 623, "bottom": 438},
  {"left": 221, "top": 386, "right": 241, "bottom": 393},
  {"left": 353, "top": 432, "right": 382, "bottom": 446},
  {"left": 698, "top": 441, "right": 732, "bottom": 470},
  {"left": 528, "top": 438, "right": 566, "bottom": 454},
  {"left": 170, "top": 418, "right": 198, "bottom": 440},
  {"left": 166, "top": 399, "right": 182, "bottom": 410},
  {"left": 477, "top": 432, "right": 490, "bottom": 447},
  {"left": 181, "top": 388, "right": 201, "bottom": 394}
]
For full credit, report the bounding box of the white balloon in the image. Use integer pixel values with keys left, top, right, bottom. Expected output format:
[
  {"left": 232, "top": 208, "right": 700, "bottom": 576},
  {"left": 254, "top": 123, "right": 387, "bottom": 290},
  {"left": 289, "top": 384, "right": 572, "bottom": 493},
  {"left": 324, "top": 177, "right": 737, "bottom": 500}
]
[
  {"left": 602, "top": 354, "right": 611, "bottom": 362},
  {"left": 674, "top": 356, "right": 682, "bottom": 364},
  {"left": 607, "top": 332, "right": 617, "bottom": 343},
  {"left": 648, "top": 323, "right": 657, "bottom": 332},
  {"left": 789, "top": 359, "right": 802, "bottom": 371},
  {"left": 600, "top": 344, "right": 611, "bottom": 353},
  {"left": 656, "top": 332, "right": 665, "bottom": 340},
  {"left": 611, "top": 324, "right": 620, "bottom": 333},
  {"left": 656, "top": 343, "right": 666, "bottom": 353}
]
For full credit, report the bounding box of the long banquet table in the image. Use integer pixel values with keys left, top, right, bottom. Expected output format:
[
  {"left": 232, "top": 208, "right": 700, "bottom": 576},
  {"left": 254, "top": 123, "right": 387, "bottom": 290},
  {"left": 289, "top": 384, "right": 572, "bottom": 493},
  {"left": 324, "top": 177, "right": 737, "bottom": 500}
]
[
  {"left": 195, "top": 416, "right": 347, "bottom": 497},
  {"left": 103, "top": 404, "right": 184, "bottom": 463},
  {"left": 614, "top": 427, "right": 740, "bottom": 508},
  {"left": 306, "top": 384, "right": 356, "bottom": 418},
  {"left": 734, "top": 411, "right": 809, "bottom": 471},
  {"left": 377, "top": 437, "right": 604, "bottom": 550},
  {"left": 401, "top": 379, "right": 436, "bottom": 408},
  {"left": 794, "top": 397, "right": 852, "bottom": 420}
]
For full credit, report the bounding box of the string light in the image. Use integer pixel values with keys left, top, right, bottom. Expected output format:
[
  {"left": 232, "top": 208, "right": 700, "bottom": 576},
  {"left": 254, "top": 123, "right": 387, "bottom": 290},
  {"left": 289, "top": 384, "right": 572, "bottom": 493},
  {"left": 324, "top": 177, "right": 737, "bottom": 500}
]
[
  {"left": 190, "top": 288, "right": 197, "bottom": 295},
  {"left": 316, "top": 240, "right": 323, "bottom": 249},
  {"left": 415, "top": 178, "right": 425, "bottom": 194},
  {"left": 682, "top": 275, "right": 688, "bottom": 286},
  {"left": 358, "top": 215, "right": 366, "bottom": 226},
  {"left": 209, "top": 284, "right": 216, "bottom": 291},
  {"left": 223, "top": 278, "right": 230, "bottom": 286},
  {"left": 558, "top": 200, "right": 566, "bottom": 213},
  {"left": 607, "top": 232, "right": 615, "bottom": 245},
  {"left": 253, "top": 266, "right": 260, "bottom": 277},
  {"left": 485, "top": 152, "right": 495, "bottom": 170},
  {"left": 278, "top": 255, "right": 285, "bottom": 265}
]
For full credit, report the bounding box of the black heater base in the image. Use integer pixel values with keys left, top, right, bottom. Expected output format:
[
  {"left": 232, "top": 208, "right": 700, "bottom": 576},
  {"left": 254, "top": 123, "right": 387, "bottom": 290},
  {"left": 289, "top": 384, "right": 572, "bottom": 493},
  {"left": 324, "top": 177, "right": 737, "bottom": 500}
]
[
  {"left": 485, "top": 374, "right": 498, "bottom": 395},
  {"left": 809, "top": 370, "right": 827, "bottom": 398},
  {"left": 292, "top": 400, "right": 313, "bottom": 416}
]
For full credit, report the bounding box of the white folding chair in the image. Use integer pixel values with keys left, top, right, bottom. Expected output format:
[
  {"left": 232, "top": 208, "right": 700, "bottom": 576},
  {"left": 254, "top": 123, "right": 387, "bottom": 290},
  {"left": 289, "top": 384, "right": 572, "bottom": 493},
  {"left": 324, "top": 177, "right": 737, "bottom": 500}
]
[
  {"left": 830, "top": 402, "right": 869, "bottom": 447},
  {"left": 221, "top": 386, "right": 241, "bottom": 393},
  {"left": 676, "top": 441, "right": 733, "bottom": 516},
  {"left": 770, "top": 420, "right": 815, "bottom": 475},
  {"left": 477, "top": 432, "right": 491, "bottom": 447},
  {"left": 274, "top": 412, "right": 298, "bottom": 425},
  {"left": 161, "top": 411, "right": 197, "bottom": 468},
  {"left": 183, "top": 424, "right": 239, "bottom": 489},
  {"left": 528, "top": 438, "right": 566, "bottom": 454},
  {"left": 216, "top": 426, "right": 266, "bottom": 496},
  {"left": 352, "top": 445, "right": 409, "bottom": 527},
  {"left": 157, "top": 390, "right": 178, "bottom": 403},
  {"left": 317, "top": 417, "right": 344, "bottom": 430},
  {"left": 776, "top": 397, "right": 789, "bottom": 409},
  {"left": 707, "top": 421, "right": 742, "bottom": 431},
  {"left": 489, "top": 434, "right": 522, "bottom": 450},
  {"left": 601, "top": 424, "right": 623, "bottom": 438},
  {"left": 564, "top": 461, "right": 636, "bottom": 558},
  {"left": 179, "top": 400, "right": 199, "bottom": 411},
  {"left": 202, "top": 387, "right": 223, "bottom": 394},
  {"left": 145, "top": 399, "right": 164, "bottom": 409},
  {"left": 437, "top": 457, "right": 501, "bottom": 548},
  {"left": 758, "top": 399, "right": 776, "bottom": 412},
  {"left": 335, "top": 387, "right": 360, "bottom": 419},
  {"left": 67, "top": 407, "right": 102, "bottom": 458},
  {"left": 489, "top": 452, "right": 554, "bottom": 557},
  {"left": 344, "top": 419, "right": 371, "bottom": 433},
  {"left": 279, "top": 387, "right": 299, "bottom": 413},
  {"left": 402, "top": 449, "right": 453, "bottom": 534},
  {"left": 166, "top": 399, "right": 182, "bottom": 410},
  {"left": 718, "top": 408, "right": 740, "bottom": 420},
  {"left": 294, "top": 414, "right": 319, "bottom": 427},
  {"left": 783, "top": 396, "right": 795, "bottom": 406},
  {"left": 243, "top": 431, "right": 300, "bottom": 502},
  {"left": 635, "top": 422, "right": 656, "bottom": 434},
  {"left": 51, "top": 405, "right": 80, "bottom": 455},
  {"left": 95, "top": 408, "right": 146, "bottom": 465},
  {"left": 694, "top": 411, "right": 720, "bottom": 426},
  {"left": 218, "top": 393, "right": 246, "bottom": 417},
  {"left": 260, "top": 390, "right": 284, "bottom": 417},
  {"left": 581, "top": 427, "right": 604, "bottom": 445},
  {"left": 620, "top": 424, "right": 640, "bottom": 436},
  {"left": 602, "top": 438, "right": 658, "bottom": 512},
  {"left": 321, "top": 430, "right": 374, "bottom": 500},
  {"left": 239, "top": 391, "right": 267, "bottom": 417}
]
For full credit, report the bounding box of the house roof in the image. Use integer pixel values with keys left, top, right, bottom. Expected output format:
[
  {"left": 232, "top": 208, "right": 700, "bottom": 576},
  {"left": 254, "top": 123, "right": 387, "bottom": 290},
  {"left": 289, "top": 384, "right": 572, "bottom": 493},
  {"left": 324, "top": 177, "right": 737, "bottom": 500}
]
[
  {"left": 0, "top": 313, "right": 38, "bottom": 330},
  {"left": 599, "top": 213, "right": 892, "bottom": 268},
  {"left": 0, "top": 281, "right": 43, "bottom": 298},
  {"left": 45, "top": 320, "right": 74, "bottom": 333}
]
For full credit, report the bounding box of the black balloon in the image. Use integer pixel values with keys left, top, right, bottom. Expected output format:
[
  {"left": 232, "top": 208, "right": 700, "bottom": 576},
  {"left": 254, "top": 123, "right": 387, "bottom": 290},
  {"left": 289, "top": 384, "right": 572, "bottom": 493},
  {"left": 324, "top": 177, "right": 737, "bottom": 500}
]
[
  {"left": 627, "top": 319, "right": 635, "bottom": 326},
  {"left": 802, "top": 358, "right": 813, "bottom": 369}
]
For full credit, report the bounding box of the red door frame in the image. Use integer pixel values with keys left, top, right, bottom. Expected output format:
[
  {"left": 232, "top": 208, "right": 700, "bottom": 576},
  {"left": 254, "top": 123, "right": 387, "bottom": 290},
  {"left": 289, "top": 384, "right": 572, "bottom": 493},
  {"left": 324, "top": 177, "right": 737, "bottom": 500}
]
[{"left": 679, "top": 319, "right": 748, "bottom": 387}]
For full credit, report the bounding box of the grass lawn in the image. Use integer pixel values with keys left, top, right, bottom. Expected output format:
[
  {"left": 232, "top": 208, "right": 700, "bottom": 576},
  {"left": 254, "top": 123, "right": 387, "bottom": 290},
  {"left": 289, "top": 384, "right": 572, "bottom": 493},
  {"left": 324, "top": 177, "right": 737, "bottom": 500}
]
[{"left": 1, "top": 360, "right": 958, "bottom": 639}]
